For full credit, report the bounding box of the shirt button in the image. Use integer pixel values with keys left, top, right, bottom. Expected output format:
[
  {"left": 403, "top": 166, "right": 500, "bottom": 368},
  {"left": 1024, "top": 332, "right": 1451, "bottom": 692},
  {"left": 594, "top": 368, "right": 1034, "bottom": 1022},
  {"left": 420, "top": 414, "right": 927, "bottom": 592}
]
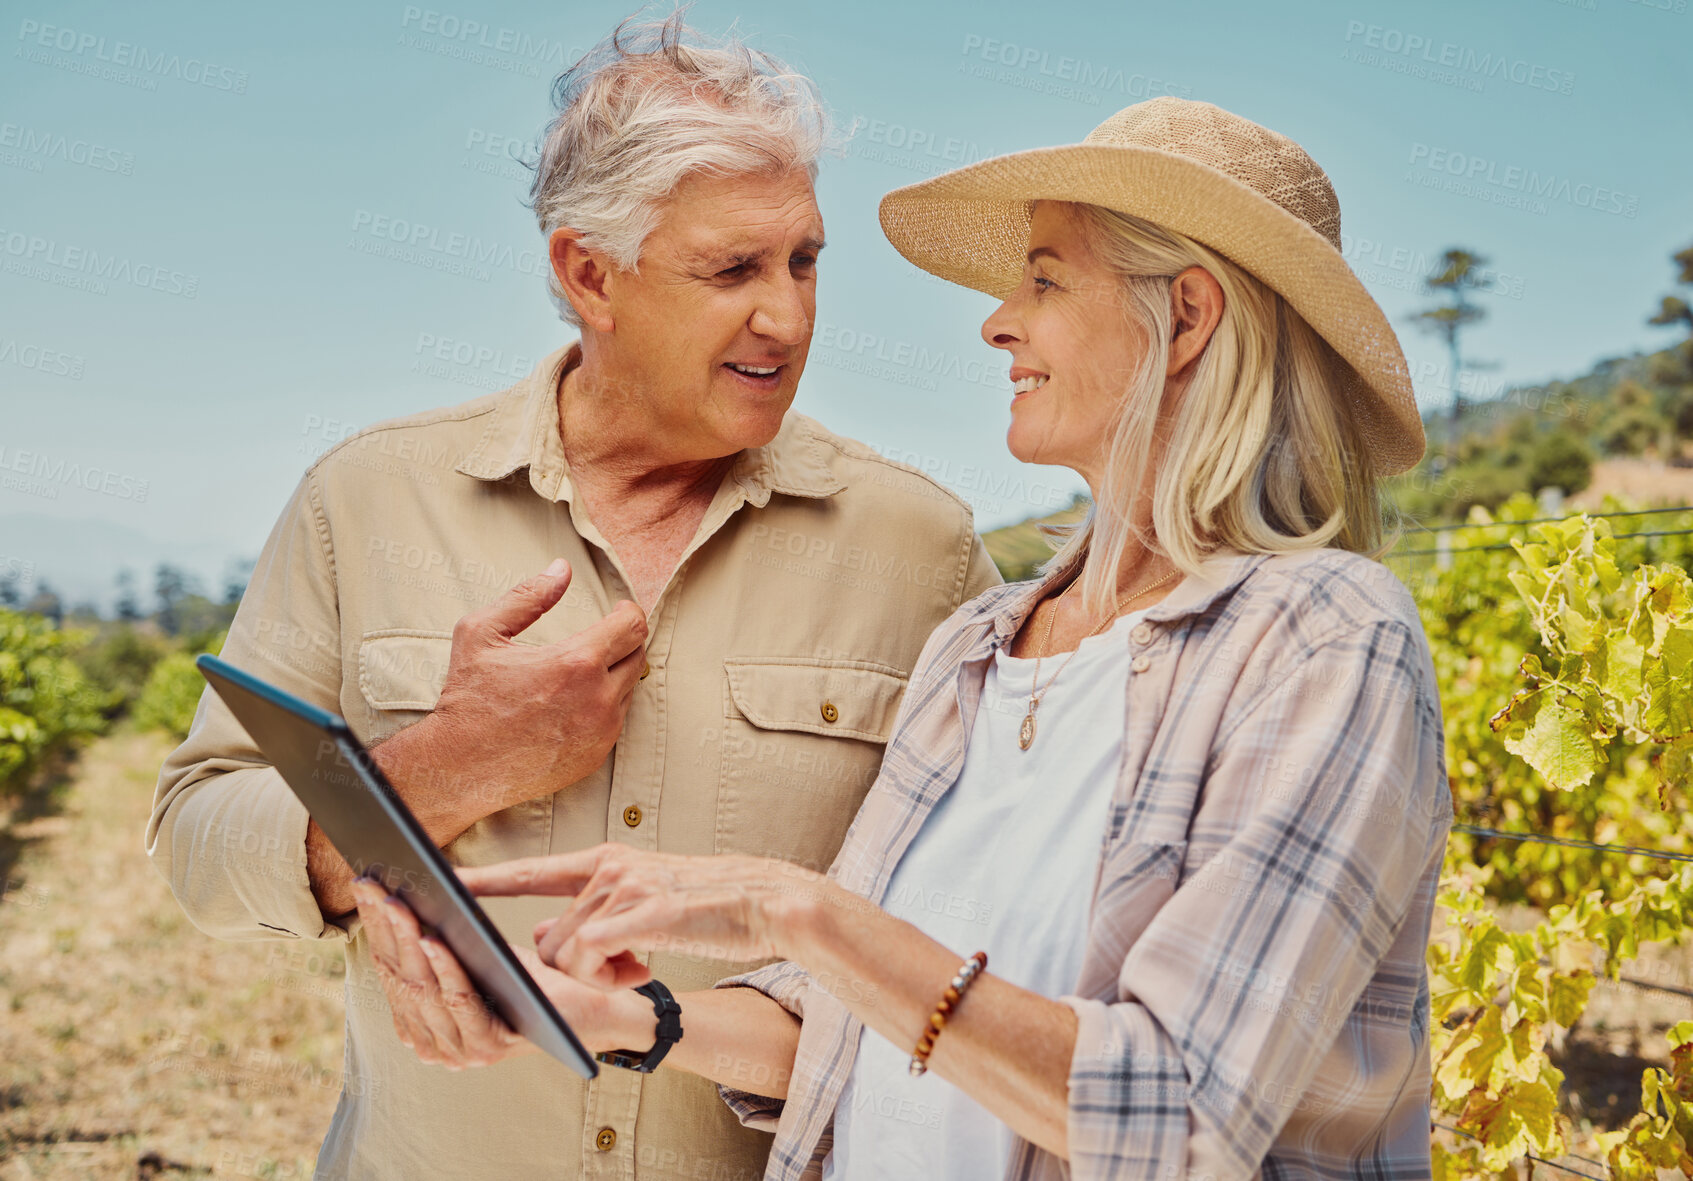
[
  {"left": 640, "top": 661, "right": 651, "bottom": 680},
  {"left": 820, "top": 701, "right": 839, "bottom": 723},
  {"left": 595, "top": 1127, "right": 617, "bottom": 1152},
  {"left": 623, "top": 805, "right": 642, "bottom": 828},
  {"left": 1130, "top": 654, "right": 1151, "bottom": 674},
  {"left": 1130, "top": 623, "right": 1153, "bottom": 645}
]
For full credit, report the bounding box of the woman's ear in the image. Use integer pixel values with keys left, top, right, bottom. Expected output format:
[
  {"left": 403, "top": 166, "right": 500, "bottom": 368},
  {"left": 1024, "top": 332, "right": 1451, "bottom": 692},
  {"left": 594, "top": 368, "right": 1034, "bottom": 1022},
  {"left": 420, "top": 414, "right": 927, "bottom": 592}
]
[
  {"left": 549, "top": 228, "right": 616, "bottom": 334},
  {"left": 1165, "top": 266, "right": 1225, "bottom": 380}
]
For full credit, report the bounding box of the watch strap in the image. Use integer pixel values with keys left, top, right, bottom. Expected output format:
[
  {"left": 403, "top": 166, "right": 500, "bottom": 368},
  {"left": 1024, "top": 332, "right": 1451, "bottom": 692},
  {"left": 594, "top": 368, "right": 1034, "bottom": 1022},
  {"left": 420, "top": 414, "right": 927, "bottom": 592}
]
[{"left": 595, "top": 979, "right": 684, "bottom": 1073}]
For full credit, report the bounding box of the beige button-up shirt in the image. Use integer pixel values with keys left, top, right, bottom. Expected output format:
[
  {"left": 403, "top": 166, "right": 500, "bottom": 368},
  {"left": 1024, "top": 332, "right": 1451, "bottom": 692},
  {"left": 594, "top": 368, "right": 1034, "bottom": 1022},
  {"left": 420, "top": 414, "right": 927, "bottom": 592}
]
[{"left": 147, "top": 343, "right": 1001, "bottom": 1180}]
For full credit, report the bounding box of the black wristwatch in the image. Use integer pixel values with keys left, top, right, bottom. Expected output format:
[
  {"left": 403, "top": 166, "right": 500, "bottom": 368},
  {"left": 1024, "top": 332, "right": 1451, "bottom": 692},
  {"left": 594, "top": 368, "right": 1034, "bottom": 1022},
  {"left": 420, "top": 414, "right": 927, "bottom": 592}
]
[{"left": 595, "top": 979, "right": 684, "bottom": 1073}]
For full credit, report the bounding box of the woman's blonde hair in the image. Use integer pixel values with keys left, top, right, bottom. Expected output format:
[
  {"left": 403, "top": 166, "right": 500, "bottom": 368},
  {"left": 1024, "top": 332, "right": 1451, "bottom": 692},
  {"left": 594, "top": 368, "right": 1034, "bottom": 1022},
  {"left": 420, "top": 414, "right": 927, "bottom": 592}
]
[{"left": 1040, "top": 200, "right": 1397, "bottom": 616}]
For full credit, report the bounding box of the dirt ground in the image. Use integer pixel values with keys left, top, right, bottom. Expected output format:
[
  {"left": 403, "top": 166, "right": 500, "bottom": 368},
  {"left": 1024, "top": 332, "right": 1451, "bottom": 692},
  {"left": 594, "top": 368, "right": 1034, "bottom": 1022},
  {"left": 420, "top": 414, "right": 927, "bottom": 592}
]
[
  {"left": 1, "top": 729, "right": 343, "bottom": 1180},
  {"left": 1572, "top": 457, "right": 1693, "bottom": 509}
]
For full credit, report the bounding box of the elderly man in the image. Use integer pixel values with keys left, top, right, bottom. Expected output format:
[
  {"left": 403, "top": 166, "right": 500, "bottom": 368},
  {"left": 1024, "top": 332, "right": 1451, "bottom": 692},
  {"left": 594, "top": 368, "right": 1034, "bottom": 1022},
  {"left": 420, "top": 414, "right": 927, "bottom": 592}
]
[{"left": 147, "top": 15, "right": 1000, "bottom": 1181}]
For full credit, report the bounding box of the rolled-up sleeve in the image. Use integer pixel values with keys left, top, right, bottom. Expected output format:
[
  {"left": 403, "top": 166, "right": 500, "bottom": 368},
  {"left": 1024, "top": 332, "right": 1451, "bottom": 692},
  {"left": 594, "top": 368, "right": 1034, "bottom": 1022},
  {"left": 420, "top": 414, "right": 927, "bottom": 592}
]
[
  {"left": 145, "top": 471, "right": 352, "bottom": 944},
  {"left": 1059, "top": 618, "right": 1449, "bottom": 1180},
  {"left": 710, "top": 958, "right": 814, "bottom": 1131}
]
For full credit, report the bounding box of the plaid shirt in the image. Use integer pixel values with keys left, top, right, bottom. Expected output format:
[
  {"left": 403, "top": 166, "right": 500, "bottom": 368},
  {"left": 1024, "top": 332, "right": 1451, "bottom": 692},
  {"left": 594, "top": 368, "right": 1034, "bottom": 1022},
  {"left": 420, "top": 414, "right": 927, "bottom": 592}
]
[{"left": 715, "top": 544, "right": 1450, "bottom": 1181}]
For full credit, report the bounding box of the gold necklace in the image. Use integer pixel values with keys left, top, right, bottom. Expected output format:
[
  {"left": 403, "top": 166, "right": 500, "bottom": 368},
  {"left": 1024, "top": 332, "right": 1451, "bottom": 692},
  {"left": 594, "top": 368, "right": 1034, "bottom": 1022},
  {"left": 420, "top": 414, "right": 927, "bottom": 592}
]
[{"left": 1017, "top": 569, "right": 1180, "bottom": 751}]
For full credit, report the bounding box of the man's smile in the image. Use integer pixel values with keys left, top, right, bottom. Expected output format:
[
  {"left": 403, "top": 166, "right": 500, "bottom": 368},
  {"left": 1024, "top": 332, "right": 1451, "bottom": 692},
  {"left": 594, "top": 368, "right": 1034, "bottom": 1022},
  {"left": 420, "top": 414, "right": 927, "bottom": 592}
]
[{"left": 721, "top": 361, "right": 786, "bottom": 390}]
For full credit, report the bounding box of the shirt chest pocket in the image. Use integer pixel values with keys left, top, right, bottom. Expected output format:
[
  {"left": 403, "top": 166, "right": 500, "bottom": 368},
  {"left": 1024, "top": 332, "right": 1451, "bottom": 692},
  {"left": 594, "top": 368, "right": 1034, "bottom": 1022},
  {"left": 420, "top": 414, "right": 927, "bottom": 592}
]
[
  {"left": 355, "top": 630, "right": 454, "bottom": 739},
  {"left": 713, "top": 657, "right": 907, "bottom": 875},
  {"left": 355, "top": 628, "right": 553, "bottom": 866}
]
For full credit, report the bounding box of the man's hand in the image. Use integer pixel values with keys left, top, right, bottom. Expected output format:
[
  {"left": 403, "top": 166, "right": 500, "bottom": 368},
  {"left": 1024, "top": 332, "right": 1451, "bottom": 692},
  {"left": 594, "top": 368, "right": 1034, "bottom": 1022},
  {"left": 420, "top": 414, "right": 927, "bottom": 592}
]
[
  {"left": 402, "top": 557, "right": 647, "bottom": 831},
  {"left": 309, "top": 558, "right": 646, "bottom": 916},
  {"left": 349, "top": 878, "right": 656, "bottom": 1068}
]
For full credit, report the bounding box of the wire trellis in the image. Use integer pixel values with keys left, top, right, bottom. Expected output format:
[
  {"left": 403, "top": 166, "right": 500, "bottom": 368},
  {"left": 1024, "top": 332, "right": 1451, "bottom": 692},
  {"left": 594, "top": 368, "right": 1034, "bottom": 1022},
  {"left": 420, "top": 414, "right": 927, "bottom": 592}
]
[
  {"left": 1392, "top": 527, "right": 1693, "bottom": 559},
  {"left": 1415, "top": 504, "right": 1693, "bottom": 534},
  {"left": 1452, "top": 823, "right": 1693, "bottom": 866}
]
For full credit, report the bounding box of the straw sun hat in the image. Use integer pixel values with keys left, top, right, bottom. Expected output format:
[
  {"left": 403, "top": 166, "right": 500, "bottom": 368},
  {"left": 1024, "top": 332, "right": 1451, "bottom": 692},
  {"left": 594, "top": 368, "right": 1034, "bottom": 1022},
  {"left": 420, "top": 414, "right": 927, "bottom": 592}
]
[{"left": 877, "top": 96, "right": 1425, "bottom": 475}]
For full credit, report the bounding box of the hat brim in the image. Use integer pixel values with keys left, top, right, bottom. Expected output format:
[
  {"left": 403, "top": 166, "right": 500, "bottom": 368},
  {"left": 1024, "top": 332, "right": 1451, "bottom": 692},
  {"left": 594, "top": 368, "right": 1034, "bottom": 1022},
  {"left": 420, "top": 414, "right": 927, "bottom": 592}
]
[{"left": 877, "top": 143, "right": 1426, "bottom": 476}]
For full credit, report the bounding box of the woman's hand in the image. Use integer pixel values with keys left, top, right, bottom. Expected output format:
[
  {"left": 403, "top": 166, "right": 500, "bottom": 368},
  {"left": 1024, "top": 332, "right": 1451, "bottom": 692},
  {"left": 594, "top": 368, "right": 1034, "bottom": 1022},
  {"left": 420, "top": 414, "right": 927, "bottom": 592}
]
[
  {"left": 458, "top": 843, "right": 832, "bottom": 990},
  {"left": 349, "top": 877, "right": 643, "bottom": 1067}
]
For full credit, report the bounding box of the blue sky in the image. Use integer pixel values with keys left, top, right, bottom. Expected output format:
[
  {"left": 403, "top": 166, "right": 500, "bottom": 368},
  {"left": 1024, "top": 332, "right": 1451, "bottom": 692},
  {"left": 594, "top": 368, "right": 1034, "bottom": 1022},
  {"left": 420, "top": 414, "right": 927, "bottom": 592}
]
[{"left": 3, "top": 0, "right": 1689, "bottom": 606}]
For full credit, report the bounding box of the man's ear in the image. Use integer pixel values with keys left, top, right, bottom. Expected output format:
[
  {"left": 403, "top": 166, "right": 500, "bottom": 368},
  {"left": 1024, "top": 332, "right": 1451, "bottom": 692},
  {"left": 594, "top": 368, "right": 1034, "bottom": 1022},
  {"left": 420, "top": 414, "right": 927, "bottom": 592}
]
[{"left": 550, "top": 229, "right": 615, "bottom": 333}]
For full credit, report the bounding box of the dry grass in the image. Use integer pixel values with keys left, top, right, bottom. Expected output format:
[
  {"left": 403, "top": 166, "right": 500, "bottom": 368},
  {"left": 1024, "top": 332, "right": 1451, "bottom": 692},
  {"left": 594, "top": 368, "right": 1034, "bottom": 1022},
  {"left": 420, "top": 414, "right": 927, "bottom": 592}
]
[{"left": 1, "top": 728, "right": 343, "bottom": 1180}]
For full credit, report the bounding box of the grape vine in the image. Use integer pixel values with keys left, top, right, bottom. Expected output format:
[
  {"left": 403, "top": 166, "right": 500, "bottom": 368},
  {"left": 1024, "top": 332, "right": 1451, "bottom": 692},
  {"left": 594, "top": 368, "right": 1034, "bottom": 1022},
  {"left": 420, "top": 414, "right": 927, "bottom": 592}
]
[{"left": 1419, "top": 500, "right": 1693, "bottom": 1177}]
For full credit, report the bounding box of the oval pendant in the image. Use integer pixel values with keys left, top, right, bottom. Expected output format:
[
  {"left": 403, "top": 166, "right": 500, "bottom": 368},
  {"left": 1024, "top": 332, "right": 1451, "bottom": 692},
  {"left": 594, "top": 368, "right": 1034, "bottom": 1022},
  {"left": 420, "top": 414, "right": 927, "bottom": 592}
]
[{"left": 1019, "top": 711, "right": 1036, "bottom": 750}]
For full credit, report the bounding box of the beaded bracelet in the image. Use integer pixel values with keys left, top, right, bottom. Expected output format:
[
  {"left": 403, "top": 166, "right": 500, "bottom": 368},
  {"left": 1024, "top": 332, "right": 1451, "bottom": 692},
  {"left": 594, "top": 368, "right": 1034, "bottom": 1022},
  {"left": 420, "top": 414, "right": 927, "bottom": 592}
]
[{"left": 908, "top": 951, "right": 988, "bottom": 1077}]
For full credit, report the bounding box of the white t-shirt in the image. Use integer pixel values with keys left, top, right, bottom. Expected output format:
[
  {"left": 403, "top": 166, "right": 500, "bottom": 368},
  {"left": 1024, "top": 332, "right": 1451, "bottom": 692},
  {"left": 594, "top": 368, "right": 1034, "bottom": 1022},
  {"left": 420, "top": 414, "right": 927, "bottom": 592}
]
[{"left": 822, "top": 607, "right": 1147, "bottom": 1181}]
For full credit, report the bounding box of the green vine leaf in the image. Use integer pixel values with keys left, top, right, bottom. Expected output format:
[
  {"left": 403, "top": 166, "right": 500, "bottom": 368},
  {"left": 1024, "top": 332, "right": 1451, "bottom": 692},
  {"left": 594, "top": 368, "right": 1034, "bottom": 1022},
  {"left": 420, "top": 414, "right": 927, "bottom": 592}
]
[
  {"left": 1643, "top": 627, "right": 1693, "bottom": 740},
  {"left": 1495, "top": 686, "right": 1607, "bottom": 790}
]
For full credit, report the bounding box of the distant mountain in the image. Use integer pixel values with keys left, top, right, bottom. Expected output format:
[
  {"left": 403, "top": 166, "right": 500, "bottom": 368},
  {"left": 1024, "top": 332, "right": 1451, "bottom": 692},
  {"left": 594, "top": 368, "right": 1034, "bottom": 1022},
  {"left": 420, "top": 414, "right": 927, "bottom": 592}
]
[
  {"left": 983, "top": 495, "right": 1087, "bottom": 582},
  {"left": 0, "top": 513, "right": 238, "bottom": 613}
]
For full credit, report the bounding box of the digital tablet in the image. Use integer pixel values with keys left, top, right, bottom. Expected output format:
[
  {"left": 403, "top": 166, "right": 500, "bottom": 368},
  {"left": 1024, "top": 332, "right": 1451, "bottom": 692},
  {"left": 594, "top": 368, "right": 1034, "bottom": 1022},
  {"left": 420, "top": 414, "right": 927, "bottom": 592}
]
[{"left": 196, "top": 653, "right": 597, "bottom": 1078}]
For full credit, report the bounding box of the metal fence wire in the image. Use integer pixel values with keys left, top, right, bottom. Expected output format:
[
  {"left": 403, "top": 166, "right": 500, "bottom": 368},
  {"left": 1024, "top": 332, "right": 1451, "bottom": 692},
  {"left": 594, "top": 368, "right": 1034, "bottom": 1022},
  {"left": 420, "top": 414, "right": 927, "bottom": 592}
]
[{"left": 1388, "top": 505, "right": 1693, "bottom": 559}]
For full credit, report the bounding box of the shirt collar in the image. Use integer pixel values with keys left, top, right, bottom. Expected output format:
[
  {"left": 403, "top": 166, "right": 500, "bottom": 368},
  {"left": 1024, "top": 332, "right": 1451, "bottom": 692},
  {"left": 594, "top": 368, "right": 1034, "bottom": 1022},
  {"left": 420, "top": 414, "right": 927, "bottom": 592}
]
[
  {"left": 455, "top": 341, "right": 846, "bottom": 503},
  {"left": 980, "top": 543, "right": 1274, "bottom": 648}
]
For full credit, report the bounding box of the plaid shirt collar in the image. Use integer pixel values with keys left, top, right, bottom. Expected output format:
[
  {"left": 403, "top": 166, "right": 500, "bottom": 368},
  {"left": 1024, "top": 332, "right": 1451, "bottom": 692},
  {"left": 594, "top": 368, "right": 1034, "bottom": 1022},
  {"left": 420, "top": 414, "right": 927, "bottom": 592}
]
[{"left": 969, "top": 544, "right": 1275, "bottom": 651}]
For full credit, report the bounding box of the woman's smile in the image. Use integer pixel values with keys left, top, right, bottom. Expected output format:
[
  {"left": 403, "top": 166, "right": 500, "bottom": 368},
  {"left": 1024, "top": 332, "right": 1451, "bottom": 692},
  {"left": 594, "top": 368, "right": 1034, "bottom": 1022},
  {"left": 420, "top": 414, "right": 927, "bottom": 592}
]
[{"left": 1010, "top": 367, "right": 1050, "bottom": 405}]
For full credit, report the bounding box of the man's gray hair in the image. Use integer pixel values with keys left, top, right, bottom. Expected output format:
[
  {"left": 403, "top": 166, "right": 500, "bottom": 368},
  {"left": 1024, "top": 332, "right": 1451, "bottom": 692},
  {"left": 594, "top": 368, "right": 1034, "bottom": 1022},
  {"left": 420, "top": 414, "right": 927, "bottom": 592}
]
[{"left": 528, "top": 10, "right": 830, "bottom": 326}]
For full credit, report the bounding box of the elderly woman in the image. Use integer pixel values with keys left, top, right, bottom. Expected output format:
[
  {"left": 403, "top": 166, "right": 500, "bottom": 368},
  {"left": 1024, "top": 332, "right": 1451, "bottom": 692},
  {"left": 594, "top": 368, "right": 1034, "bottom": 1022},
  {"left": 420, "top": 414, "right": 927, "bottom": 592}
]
[{"left": 356, "top": 97, "right": 1450, "bottom": 1180}]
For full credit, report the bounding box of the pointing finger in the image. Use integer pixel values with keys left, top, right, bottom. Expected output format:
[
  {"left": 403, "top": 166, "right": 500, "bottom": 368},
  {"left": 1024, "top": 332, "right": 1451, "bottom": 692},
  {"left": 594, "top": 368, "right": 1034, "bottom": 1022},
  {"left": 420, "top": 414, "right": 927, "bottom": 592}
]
[{"left": 458, "top": 848, "right": 604, "bottom": 898}]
